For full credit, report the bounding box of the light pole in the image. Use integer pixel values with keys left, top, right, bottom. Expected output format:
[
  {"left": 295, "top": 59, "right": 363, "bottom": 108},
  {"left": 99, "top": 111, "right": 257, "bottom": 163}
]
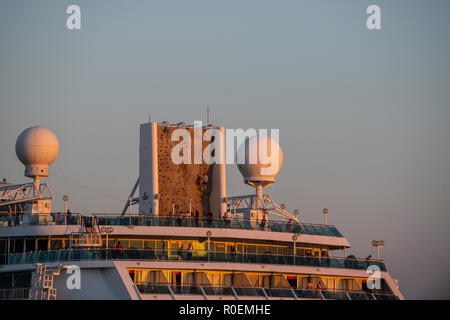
[
  {"left": 63, "top": 195, "right": 69, "bottom": 224},
  {"left": 372, "top": 240, "right": 385, "bottom": 260},
  {"left": 129, "top": 197, "right": 133, "bottom": 226},
  {"left": 101, "top": 227, "right": 113, "bottom": 259},
  {"left": 189, "top": 199, "right": 193, "bottom": 216},
  {"left": 294, "top": 209, "right": 299, "bottom": 222},
  {"left": 231, "top": 200, "right": 239, "bottom": 219},
  {"left": 281, "top": 203, "right": 286, "bottom": 224},
  {"left": 206, "top": 231, "right": 212, "bottom": 262},
  {"left": 322, "top": 208, "right": 328, "bottom": 225},
  {"left": 292, "top": 234, "right": 298, "bottom": 264}
]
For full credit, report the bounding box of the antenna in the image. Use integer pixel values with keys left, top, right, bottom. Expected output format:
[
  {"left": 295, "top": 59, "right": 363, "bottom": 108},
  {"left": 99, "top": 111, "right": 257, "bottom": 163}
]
[{"left": 148, "top": 114, "right": 151, "bottom": 123}]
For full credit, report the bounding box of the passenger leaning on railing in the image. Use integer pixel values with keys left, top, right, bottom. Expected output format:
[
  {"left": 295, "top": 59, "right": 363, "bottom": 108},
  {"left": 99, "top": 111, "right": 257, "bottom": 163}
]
[
  {"left": 206, "top": 209, "right": 213, "bottom": 226},
  {"left": 194, "top": 209, "right": 200, "bottom": 227},
  {"left": 287, "top": 218, "right": 293, "bottom": 232},
  {"left": 114, "top": 241, "right": 123, "bottom": 259},
  {"left": 176, "top": 214, "right": 182, "bottom": 226},
  {"left": 260, "top": 214, "right": 268, "bottom": 231},
  {"left": 177, "top": 245, "right": 184, "bottom": 260},
  {"left": 223, "top": 209, "right": 231, "bottom": 227},
  {"left": 187, "top": 244, "right": 193, "bottom": 260}
]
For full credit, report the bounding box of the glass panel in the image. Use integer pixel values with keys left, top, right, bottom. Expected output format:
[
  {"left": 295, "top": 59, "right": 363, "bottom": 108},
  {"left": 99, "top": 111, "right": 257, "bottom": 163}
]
[
  {"left": 130, "top": 240, "right": 143, "bottom": 249},
  {"left": 143, "top": 241, "right": 155, "bottom": 249}
]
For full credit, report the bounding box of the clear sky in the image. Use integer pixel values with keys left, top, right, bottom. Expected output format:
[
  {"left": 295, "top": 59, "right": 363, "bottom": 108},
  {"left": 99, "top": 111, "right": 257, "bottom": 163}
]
[{"left": 1, "top": 0, "right": 449, "bottom": 299}]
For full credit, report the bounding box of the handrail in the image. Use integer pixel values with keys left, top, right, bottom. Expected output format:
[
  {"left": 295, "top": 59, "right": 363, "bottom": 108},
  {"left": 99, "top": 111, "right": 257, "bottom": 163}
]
[
  {"left": 0, "top": 287, "right": 31, "bottom": 300},
  {"left": 6, "top": 248, "right": 386, "bottom": 271},
  {"left": 94, "top": 213, "right": 337, "bottom": 229},
  {"left": 0, "top": 213, "right": 344, "bottom": 238},
  {"left": 133, "top": 284, "right": 396, "bottom": 299},
  {"left": 93, "top": 215, "right": 344, "bottom": 238}
]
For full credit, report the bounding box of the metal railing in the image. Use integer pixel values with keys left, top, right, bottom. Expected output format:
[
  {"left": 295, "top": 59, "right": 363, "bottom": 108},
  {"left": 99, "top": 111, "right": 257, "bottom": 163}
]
[
  {"left": 0, "top": 212, "right": 82, "bottom": 227},
  {"left": 7, "top": 248, "right": 386, "bottom": 271},
  {"left": 133, "top": 284, "right": 397, "bottom": 300},
  {"left": 0, "top": 212, "right": 343, "bottom": 238},
  {"left": 0, "top": 288, "right": 31, "bottom": 300},
  {"left": 93, "top": 215, "right": 344, "bottom": 238}
]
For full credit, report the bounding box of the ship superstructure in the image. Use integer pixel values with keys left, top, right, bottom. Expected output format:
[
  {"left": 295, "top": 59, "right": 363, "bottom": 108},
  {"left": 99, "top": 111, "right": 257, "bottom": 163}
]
[{"left": 0, "top": 122, "right": 404, "bottom": 300}]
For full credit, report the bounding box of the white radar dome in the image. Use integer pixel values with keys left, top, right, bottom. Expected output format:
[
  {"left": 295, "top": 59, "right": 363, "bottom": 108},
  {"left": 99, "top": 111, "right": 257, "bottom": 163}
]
[
  {"left": 236, "top": 135, "right": 283, "bottom": 187},
  {"left": 15, "top": 126, "right": 59, "bottom": 178}
]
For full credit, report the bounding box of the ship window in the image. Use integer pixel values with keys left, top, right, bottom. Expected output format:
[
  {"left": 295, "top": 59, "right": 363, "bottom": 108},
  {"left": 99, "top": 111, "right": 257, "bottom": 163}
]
[
  {"left": 50, "top": 240, "right": 62, "bottom": 250},
  {"left": 130, "top": 240, "right": 143, "bottom": 249},
  {"left": 170, "top": 242, "right": 180, "bottom": 259},
  {"left": 278, "top": 247, "right": 288, "bottom": 256},
  {"left": 246, "top": 274, "right": 261, "bottom": 288},
  {"left": 0, "top": 240, "right": 7, "bottom": 264},
  {"left": 25, "top": 239, "right": 35, "bottom": 252},
  {"left": 215, "top": 243, "right": 226, "bottom": 259},
  {"left": 0, "top": 273, "right": 13, "bottom": 289},
  {"left": 338, "top": 278, "right": 361, "bottom": 291},
  {"left": 257, "top": 246, "right": 267, "bottom": 254},
  {"left": 206, "top": 272, "right": 221, "bottom": 286},
  {"left": 286, "top": 275, "right": 298, "bottom": 289},
  {"left": 215, "top": 243, "right": 225, "bottom": 251},
  {"left": 144, "top": 241, "right": 155, "bottom": 249},
  {"left": 172, "top": 271, "right": 182, "bottom": 286},
  {"left": 37, "top": 239, "right": 48, "bottom": 251},
  {"left": 155, "top": 240, "right": 166, "bottom": 250},
  {"left": 193, "top": 241, "right": 206, "bottom": 257},
  {"left": 246, "top": 245, "right": 256, "bottom": 254},
  {"left": 267, "top": 246, "right": 277, "bottom": 254}
]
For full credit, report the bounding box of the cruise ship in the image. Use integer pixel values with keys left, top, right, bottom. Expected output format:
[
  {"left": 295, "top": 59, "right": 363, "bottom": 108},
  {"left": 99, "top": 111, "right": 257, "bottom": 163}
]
[{"left": 0, "top": 121, "right": 404, "bottom": 300}]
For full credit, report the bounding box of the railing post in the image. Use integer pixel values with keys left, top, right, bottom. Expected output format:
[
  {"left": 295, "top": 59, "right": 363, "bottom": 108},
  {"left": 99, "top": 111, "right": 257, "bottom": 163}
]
[
  {"left": 167, "top": 285, "right": 176, "bottom": 300},
  {"left": 199, "top": 286, "right": 208, "bottom": 300},
  {"left": 319, "top": 290, "right": 326, "bottom": 300},
  {"left": 230, "top": 287, "right": 239, "bottom": 300},
  {"left": 261, "top": 288, "right": 269, "bottom": 300},
  {"left": 291, "top": 288, "right": 298, "bottom": 300}
]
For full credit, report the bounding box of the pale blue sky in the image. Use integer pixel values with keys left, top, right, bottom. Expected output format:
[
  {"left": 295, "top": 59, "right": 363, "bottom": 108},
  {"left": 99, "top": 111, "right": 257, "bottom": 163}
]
[{"left": 1, "top": 0, "right": 449, "bottom": 299}]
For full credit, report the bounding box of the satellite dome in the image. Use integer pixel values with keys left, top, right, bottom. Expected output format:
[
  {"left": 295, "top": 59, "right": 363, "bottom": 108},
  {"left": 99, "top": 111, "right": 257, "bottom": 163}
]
[
  {"left": 236, "top": 135, "right": 283, "bottom": 187},
  {"left": 15, "top": 126, "right": 59, "bottom": 178}
]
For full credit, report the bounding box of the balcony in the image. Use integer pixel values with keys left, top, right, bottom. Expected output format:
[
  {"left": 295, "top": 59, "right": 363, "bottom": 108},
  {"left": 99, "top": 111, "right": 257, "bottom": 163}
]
[
  {"left": 134, "top": 284, "right": 398, "bottom": 300},
  {"left": 7, "top": 248, "right": 386, "bottom": 271},
  {"left": 94, "top": 215, "right": 344, "bottom": 237},
  {"left": 0, "top": 212, "right": 344, "bottom": 239}
]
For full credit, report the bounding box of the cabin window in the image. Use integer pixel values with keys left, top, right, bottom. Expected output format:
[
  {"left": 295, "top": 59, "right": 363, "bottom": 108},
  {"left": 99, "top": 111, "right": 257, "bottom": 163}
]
[
  {"left": 257, "top": 245, "right": 267, "bottom": 254},
  {"left": 50, "top": 240, "right": 62, "bottom": 250},
  {"left": 37, "top": 239, "right": 48, "bottom": 251},
  {"left": 130, "top": 240, "right": 143, "bottom": 249},
  {"left": 278, "top": 247, "right": 288, "bottom": 256},
  {"left": 25, "top": 239, "right": 35, "bottom": 252},
  {"left": 144, "top": 241, "right": 155, "bottom": 249}
]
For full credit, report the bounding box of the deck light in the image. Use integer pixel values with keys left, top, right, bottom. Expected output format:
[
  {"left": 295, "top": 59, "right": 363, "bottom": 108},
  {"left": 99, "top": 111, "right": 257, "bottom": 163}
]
[
  {"left": 206, "top": 231, "right": 212, "bottom": 262},
  {"left": 63, "top": 195, "right": 69, "bottom": 224},
  {"left": 372, "top": 240, "right": 385, "bottom": 260},
  {"left": 322, "top": 208, "right": 328, "bottom": 225},
  {"left": 292, "top": 234, "right": 299, "bottom": 264}
]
